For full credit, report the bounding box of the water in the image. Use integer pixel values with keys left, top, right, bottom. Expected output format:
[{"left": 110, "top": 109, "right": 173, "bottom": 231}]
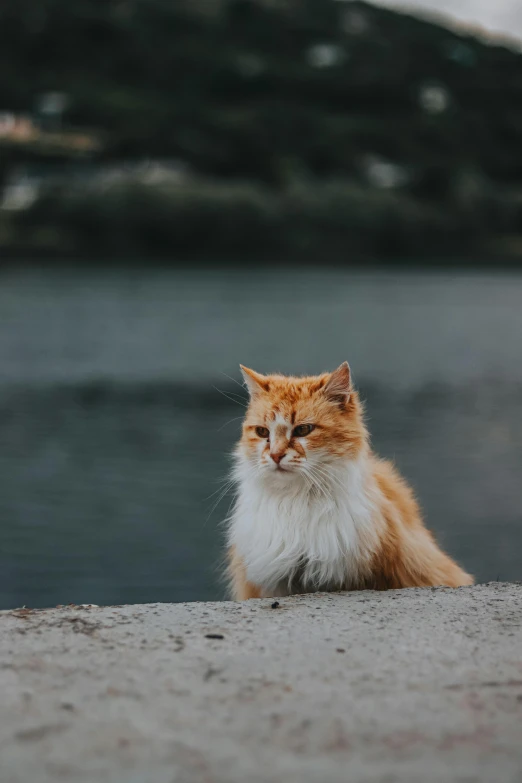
[{"left": 0, "top": 265, "right": 521, "bottom": 609}]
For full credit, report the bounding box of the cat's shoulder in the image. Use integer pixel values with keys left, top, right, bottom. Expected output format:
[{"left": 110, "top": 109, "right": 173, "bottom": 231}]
[{"left": 369, "top": 454, "right": 420, "bottom": 515}]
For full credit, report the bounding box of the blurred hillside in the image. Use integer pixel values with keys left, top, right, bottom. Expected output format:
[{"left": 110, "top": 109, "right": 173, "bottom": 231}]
[{"left": 2, "top": 0, "right": 522, "bottom": 261}]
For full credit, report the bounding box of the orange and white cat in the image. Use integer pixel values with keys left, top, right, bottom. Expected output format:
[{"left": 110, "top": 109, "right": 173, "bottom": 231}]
[{"left": 227, "top": 362, "right": 473, "bottom": 600}]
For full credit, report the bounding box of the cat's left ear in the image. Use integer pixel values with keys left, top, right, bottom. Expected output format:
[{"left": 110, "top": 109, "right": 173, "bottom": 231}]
[
  {"left": 323, "top": 362, "right": 352, "bottom": 406},
  {"left": 240, "top": 365, "right": 269, "bottom": 396}
]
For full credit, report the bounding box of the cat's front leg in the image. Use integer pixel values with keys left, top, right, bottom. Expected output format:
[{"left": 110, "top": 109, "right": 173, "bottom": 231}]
[{"left": 227, "top": 546, "right": 263, "bottom": 600}]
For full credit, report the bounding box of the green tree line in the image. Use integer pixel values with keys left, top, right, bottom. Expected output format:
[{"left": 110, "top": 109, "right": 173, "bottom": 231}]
[{"left": 1, "top": 0, "right": 522, "bottom": 260}]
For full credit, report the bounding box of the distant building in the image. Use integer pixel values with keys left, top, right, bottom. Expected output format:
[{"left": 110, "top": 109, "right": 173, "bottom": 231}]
[
  {"left": 0, "top": 159, "right": 191, "bottom": 212},
  {"left": 0, "top": 112, "right": 15, "bottom": 135},
  {"left": 0, "top": 113, "right": 36, "bottom": 141},
  {"left": 34, "top": 92, "right": 70, "bottom": 131},
  {"left": 418, "top": 83, "right": 451, "bottom": 115},
  {"left": 1, "top": 167, "right": 42, "bottom": 211},
  {"left": 362, "top": 155, "right": 411, "bottom": 190},
  {"left": 306, "top": 43, "right": 346, "bottom": 69}
]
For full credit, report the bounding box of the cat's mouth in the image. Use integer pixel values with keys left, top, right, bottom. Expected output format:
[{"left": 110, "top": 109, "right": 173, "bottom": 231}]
[
  {"left": 263, "top": 458, "right": 302, "bottom": 474},
  {"left": 263, "top": 460, "right": 290, "bottom": 473},
  {"left": 270, "top": 462, "right": 296, "bottom": 474}
]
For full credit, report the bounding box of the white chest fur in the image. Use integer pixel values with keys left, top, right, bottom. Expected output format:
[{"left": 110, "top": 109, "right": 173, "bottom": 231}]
[{"left": 228, "top": 457, "right": 380, "bottom": 595}]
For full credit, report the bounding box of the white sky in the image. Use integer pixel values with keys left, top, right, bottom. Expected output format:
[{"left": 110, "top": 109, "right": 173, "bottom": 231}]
[{"left": 372, "top": 1, "right": 522, "bottom": 44}]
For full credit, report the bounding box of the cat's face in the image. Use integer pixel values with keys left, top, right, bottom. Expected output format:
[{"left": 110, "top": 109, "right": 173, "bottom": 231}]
[{"left": 237, "top": 363, "right": 366, "bottom": 482}]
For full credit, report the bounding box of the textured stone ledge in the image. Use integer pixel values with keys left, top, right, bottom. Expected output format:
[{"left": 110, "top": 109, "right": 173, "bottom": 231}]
[{"left": 1, "top": 583, "right": 521, "bottom": 783}]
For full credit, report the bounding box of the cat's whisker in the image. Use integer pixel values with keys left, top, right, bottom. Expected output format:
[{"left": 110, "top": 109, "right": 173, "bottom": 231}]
[
  {"left": 300, "top": 472, "right": 316, "bottom": 499},
  {"left": 217, "top": 415, "right": 245, "bottom": 432},
  {"left": 207, "top": 464, "right": 259, "bottom": 522},
  {"left": 204, "top": 476, "right": 245, "bottom": 501},
  {"left": 223, "top": 389, "right": 249, "bottom": 403},
  {"left": 303, "top": 471, "right": 324, "bottom": 501},
  {"left": 213, "top": 387, "right": 248, "bottom": 408},
  {"left": 309, "top": 467, "right": 343, "bottom": 494},
  {"left": 306, "top": 463, "right": 360, "bottom": 531},
  {"left": 306, "top": 464, "right": 341, "bottom": 505},
  {"left": 207, "top": 485, "right": 235, "bottom": 520},
  {"left": 220, "top": 371, "right": 250, "bottom": 393},
  {"left": 307, "top": 462, "right": 347, "bottom": 493},
  {"left": 300, "top": 465, "right": 334, "bottom": 504},
  {"left": 205, "top": 473, "right": 238, "bottom": 501},
  {"left": 309, "top": 468, "right": 348, "bottom": 509}
]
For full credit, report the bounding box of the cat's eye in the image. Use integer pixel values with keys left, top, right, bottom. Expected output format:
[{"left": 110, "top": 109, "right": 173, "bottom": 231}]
[
  {"left": 255, "top": 426, "right": 270, "bottom": 439},
  {"left": 293, "top": 424, "right": 314, "bottom": 437}
]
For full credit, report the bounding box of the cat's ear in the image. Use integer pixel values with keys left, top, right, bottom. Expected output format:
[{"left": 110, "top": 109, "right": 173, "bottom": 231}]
[
  {"left": 240, "top": 365, "right": 269, "bottom": 396},
  {"left": 323, "top": 362, "right": 352, "bottom": 406}
]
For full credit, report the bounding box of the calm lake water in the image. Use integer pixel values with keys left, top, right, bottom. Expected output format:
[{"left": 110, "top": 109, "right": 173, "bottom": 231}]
[{"left": 0, "top": 265, "right": 521, "bottom": 609}]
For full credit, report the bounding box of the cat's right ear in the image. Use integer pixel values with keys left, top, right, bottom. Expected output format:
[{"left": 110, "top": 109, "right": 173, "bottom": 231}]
[
  {"left": 323, "top": 361, "right": 352, "bottom": 406},
  {"left": 240, "top": 365, "right": 269, "bottom": 396}
]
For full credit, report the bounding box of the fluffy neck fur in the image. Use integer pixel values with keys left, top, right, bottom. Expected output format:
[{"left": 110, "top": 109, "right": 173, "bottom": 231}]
[{"left": 228, "top": 448, "right": 381, "bottom": 595}]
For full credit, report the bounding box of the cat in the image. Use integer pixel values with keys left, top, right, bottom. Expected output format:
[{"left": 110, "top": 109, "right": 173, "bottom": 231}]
[{"left": 226, "top": 362, "right": 473, "bottom": 599}]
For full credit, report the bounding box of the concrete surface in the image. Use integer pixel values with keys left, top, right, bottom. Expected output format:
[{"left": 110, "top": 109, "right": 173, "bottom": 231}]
[{"left": 0, "top": 584, "right": 521, "bottom": 783}]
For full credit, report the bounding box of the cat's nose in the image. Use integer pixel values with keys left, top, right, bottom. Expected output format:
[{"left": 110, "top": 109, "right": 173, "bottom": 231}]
[{"left": 270, "top": 451, "right": 285, "bottom": 465}]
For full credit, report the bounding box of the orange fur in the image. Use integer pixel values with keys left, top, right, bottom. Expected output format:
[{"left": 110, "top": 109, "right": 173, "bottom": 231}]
[
  {"left": 227, "top": 546, "right": 262, "bottom": 600},
  {"left": 365, "top": 459, "right": 473, "bottom": 589},
  {"left": 227, "top": 363, "right": 473, "bottom": 599}
]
